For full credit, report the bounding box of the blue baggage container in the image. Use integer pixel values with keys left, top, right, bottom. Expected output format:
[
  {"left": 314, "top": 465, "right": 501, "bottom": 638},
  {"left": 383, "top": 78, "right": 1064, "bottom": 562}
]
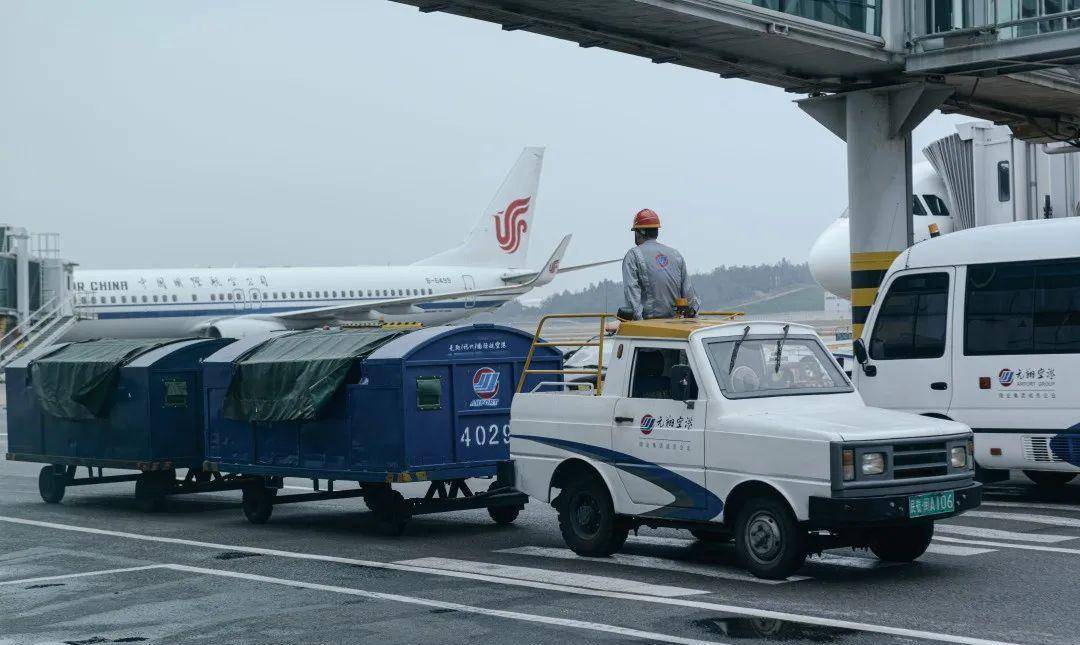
[
  {"left": 201, "top": 324, "right": 562, "bottom": 529},
  {"left": 5, "top": 337, "right": 252, "bottom": 510}
]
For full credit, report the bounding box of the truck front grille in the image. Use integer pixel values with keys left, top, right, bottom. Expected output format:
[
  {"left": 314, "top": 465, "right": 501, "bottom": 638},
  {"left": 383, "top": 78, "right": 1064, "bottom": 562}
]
[{"left": 891, "top": 441, "right": 949, "bottom": 479}]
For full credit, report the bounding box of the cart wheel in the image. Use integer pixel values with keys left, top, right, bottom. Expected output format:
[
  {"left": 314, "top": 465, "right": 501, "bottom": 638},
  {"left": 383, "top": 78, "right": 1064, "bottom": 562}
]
[
  {"left": 362, "top": 484, "right": 393, "bottom": 514},
  {"left": 135, "top": 472, "right": 170, "bottom": 513},
  {"left": 487, "top": 504, "right": 520, "bottom": 525},
  {"left": 373, "top": 489, "right": 410, "bottom": 536},
  {"left": 38, "top": 465, "right": 67, "bottom": 504},
  {"left": 241, "top": 485, "right": 276, "bottom": 525}
]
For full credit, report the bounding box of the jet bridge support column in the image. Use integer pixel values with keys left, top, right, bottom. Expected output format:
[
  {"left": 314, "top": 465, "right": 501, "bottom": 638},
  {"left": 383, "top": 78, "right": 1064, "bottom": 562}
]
[{"left": 798, "top": 84, "right": 954, "bottom": 336}]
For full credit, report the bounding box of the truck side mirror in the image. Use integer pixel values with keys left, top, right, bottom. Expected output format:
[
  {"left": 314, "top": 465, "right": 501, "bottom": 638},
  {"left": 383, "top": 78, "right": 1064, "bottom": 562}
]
[
  {"left": 852, "top": 338, "right": 868, "bottom": 365},
  {"left": 669, "top": 364, "right": 692, "bottom": 402}
]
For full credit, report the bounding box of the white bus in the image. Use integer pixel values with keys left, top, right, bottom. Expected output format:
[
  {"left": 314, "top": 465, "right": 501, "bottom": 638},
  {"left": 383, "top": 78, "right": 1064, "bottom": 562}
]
[{"left": 852, "top": 218, "right": 1080, "bottom": 488}]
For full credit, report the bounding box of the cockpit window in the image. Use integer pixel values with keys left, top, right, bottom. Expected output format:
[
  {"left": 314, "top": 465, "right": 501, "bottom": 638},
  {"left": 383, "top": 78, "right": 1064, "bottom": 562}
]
[
  {"left": 912, "top": 195, "right": 927, "bottom": 216},
  {"left": 705, "top": 335, "right": 852, "bottom": 399},
  {"left": 922, "top": 194, "right": 950, "bottom": 216}
]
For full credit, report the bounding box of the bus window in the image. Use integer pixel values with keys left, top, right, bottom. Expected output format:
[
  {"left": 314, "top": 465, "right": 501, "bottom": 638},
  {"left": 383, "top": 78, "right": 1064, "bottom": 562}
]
[
  {"left": 870, "top": 273, "right": 949, "bottom": 360},
  {"left": 966, "top": 260, "right": 1080, "bottom": 355},
  {"left": 923, "top": 194, "right": 950, "bottom": 216}
]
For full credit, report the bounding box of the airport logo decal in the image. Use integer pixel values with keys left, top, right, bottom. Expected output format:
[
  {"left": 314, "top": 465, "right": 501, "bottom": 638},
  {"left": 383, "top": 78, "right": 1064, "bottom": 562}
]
[
  {"left": 470, "top": 367, "right": 501, "bottom": 408},
  {"left": 494, "top": 197, "right": 530, "bottom": 253},
  {"left": 654, "top": 253, "right": 669, "bottom": 269},
  {"left": 640, "top": 414, "right": 655, "bottom": 435},
  {"left": 998, "top": 368, "right": 1015, "bottom": 387}
]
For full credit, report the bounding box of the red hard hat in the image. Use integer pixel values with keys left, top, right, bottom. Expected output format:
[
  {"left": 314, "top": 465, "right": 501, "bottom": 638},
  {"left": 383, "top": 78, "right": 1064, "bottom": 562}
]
[{"left": 631, "top": 208, "right": 661, "bottom": 231}]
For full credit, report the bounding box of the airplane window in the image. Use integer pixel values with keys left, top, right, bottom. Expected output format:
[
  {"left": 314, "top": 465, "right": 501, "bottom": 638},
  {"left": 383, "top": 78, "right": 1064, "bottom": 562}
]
[
  {"left": 923, "top": 194, "right": 950, "bottom": 216},
  {"left": 121, "top": 296, "right": 127, "bottom": 303},
  {"left": 141, "top": 295, "right": 147, "bottom": 303},
  {"left": 172, "top": 295, "right": 178, "bottom": 302},
  {"left": 110, "top": 296, "right": 116, "bottom": 304},
  {"left": 307, "top": 291, "right": 312, "bottom": 298},
  {"left": 367, "top": 290, "right": 372, "bottom": 297},
  {"left": 252, "top": 293, "right": 258, "bottom": 300},
  {"left": 912, "top": 195, "right": 927, "bottom": 216},
  {"left": 191, "top": 295, "right": 197, "bottom": 302},
  {"left": 290, "top": 291, "right": 295, "bottom": 298},
  {"left": 211, "top": 294, "right": 216, "bottom": 301},
  {"left": 91, "top": 297, "right": 97, "bottom": 304},
  {"left": 152, "top": 295, "right": 158, "bottom": 303},
  {"left": 322, "top": 291, "right": 327, "bottom": 298},
  {"left": 80, "top": 297, "right": 86, "bottom": 304}
]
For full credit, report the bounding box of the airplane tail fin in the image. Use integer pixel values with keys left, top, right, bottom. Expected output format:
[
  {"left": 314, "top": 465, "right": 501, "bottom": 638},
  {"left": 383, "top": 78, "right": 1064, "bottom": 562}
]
[{"left": 414, "top": 147, "right": 544, "bottom": 268}]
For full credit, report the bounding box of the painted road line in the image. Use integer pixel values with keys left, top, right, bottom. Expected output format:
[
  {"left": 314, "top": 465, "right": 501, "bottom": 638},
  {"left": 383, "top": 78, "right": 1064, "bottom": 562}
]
[
  {"left": 496, "top": 546, "right": 808, "bottom": 584},
  {"left": 0, "top": 516, "right": 1022, "bottom": 645},
  {"left": 163, "top": 564, "right": 727, "bottom": 645},
  {"left": 982, "top": 500, "right": 1080, "bottom": 513},
  {"left": 0, "top": 564, "right": 167, "bottom": 586},
  {"left": 935, "top": 536, "right": 1080, "bottom": 555},
  {"left": 925, "top": 543, "right": 996, "bottom": 556},
  {"left": 397, "top": 556, "right": 708, "bottom": 596},
  {"left": 964, "top": 510, "right": 1080, "bottom": 528},
  {"left": 935, "top": 523, "right": 1076, "bottom": 543}
]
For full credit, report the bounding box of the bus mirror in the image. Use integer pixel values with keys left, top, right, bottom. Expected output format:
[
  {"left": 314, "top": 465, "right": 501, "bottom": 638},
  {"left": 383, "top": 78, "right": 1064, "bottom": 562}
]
[{"left": 852, "top": 339, "right": 868, "bottom": 365}]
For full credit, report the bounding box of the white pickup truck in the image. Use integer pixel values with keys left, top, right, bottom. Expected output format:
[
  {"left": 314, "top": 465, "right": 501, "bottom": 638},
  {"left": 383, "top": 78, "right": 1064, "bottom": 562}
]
[{"left": 510, "top": 316, "right": 982, "bottom": 579}]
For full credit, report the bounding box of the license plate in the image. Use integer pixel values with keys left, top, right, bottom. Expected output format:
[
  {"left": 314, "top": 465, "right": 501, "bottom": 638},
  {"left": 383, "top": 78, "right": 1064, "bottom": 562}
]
[{"left": 908, "top": 490, "right": 955, "bottom": 519}]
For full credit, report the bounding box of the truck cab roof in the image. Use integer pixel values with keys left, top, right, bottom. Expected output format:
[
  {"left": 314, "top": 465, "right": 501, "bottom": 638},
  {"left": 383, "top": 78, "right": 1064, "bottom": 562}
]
[{"left": 616, "top": 318, "right": 816, "bottom": 342}]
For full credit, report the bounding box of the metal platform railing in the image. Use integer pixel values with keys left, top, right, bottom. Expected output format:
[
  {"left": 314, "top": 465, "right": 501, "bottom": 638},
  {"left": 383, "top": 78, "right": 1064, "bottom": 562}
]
[
  {"left": 911, "top": 2, "right": 1080, "bottom": 46},
  {"left": 516, "top": 311, "right": 745, "bottom": 397},
  {"left": 0, "top": 295, "right": 80, "bottom": 373}
]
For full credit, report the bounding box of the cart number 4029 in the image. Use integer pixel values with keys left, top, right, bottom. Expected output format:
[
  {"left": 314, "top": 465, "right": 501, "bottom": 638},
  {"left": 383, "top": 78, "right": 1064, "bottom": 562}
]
[{"left": 459, "top": 424, "right": 511, "bottom": 447}]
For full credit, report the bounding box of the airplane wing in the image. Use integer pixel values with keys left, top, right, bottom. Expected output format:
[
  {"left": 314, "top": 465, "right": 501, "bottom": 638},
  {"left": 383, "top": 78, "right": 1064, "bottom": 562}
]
[
  {"left": 499, "top": 257, "right": 621, "bottom": 285},
  {"left": 261, "top": 235, "right": 572, "bottom": 324}
]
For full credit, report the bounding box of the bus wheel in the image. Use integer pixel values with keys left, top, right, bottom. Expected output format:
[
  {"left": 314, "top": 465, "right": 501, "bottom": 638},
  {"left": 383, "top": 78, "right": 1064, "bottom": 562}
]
[
  {"left": 38, "top": 465, "right": 67, "bottom": 504},
  {"left": 1024, "top": 471, "right": 1077, "bottom": 487},
  {"left": 734, "top": 496, "right": 806, "bottom": 580},
  {"left": 869, "top": 522, "right": 934, "bottom": 562},
  {"left": 557, "top": 475, "right": 627, "bottom": 557}
]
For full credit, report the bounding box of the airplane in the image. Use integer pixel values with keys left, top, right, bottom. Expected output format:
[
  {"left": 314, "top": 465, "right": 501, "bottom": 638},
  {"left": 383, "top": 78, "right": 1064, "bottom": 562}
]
[
  {"left": 808, "top": 161, "right": 954, "bottom": 300},
  {"left": 65, "top": 147, "right": 615, "bottom": 340}
]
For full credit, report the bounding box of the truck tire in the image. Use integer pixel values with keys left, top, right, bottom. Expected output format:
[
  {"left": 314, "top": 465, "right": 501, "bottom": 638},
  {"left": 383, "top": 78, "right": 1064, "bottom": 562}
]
[
  {"left": 869, "top": 522, "right": 934, "bottom": 562},
  {"left": 38, "top": 465, "right": 66, "bottom": 504},
  {"left": 1023, "top": 471, "right": 1077, "bottom": 487},
  {"left": 241, "top": 484, "right": 276, "bottom": 524},
  {"left": 135, "top": 471, "right": 171, "bottom": 513},
  {"left": 557, "top": 475, "right": 628, "bottom": 557},
  {"left": 734, "top": 497, "right": 806, "bottom": 580}
]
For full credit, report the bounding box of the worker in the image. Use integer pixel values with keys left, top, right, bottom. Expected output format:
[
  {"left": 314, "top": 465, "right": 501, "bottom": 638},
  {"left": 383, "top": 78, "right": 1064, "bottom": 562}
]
[{"left": 622, "top": 208, "right": 700, "bottom": 320}]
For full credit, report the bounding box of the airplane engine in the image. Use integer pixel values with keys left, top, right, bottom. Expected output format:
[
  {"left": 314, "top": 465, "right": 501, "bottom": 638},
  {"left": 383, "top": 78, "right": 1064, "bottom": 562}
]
[
  {"left": 203, "top": 317, "right": 288, "bottom": 339},
  {"left": 808, "top": 214, "right": 852, "bottom": 300}
]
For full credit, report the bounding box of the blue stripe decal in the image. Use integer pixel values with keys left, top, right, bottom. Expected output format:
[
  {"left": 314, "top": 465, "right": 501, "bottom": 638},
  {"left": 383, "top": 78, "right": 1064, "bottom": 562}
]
[
  {"left": 515, "top": 434, "right": 723, "bottom": 521},
  {"left": 92, "top": 300, "right": 507, "bottom": 319}
]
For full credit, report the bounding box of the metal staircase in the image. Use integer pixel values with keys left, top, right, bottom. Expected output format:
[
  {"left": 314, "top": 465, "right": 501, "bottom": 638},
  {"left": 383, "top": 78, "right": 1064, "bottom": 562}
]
[{"left": 0, "top": 296, "right": 81, "bottom": 376}]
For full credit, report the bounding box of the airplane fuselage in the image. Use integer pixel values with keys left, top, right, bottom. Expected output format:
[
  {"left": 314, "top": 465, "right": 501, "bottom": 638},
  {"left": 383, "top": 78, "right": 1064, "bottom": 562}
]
[{"left": 67, "top": 264, "right": 517, "bottom": 340}]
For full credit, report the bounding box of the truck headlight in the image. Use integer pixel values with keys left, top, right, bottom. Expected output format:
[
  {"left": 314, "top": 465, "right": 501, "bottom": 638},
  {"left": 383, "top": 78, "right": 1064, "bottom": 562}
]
[
  {"left": 842, "top": 449, "right": 855, "bottom": 481},
  {"left": 861, "top": 452, "right": 885, "bottom": 475},
  {"left": 950, "top": 446, "right": 967, "bottom": 468}
]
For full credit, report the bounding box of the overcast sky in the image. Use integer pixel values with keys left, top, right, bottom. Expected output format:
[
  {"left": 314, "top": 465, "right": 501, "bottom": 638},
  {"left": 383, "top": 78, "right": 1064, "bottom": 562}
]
[{"left": 1, "top": 1, "right": 973, "bottom": 297}]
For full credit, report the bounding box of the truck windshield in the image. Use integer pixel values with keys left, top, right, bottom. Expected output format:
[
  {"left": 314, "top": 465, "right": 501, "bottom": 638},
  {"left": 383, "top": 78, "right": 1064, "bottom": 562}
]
[{"left": 705, "top": 336, "right": 853, "bottom": 399}]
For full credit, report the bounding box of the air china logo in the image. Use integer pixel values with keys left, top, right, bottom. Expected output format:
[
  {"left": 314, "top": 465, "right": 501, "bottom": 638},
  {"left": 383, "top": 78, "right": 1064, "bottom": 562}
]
[
  {"left": 998, "top": 368, "right": 1014, "bottom": 387},
  {"left": 494, "top": 197, "right": 530, "bottom": 254},
  {"left": 655, "top": 253, "right": 669, "bottom": 269},
  {"left": 640, "top": 414, "right": 655, "bottom": 435},
  {"left": 470, "top": 367, "right": 501, "bottom": 408},
  {"left": 548, "top": 260, "right": 560, "bottom": 275}
]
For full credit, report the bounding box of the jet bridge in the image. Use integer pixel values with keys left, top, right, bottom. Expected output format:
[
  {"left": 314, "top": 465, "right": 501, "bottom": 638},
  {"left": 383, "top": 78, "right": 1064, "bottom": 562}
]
[{"left": 392, "top": 0, "right": 1080, "bottom": 335}]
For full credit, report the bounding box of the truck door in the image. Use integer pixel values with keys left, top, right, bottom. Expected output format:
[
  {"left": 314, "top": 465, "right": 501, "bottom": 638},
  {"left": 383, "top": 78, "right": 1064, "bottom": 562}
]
[
  {"left": 611, "top": 344, "right": 707, "bottom": 508},
  {"left": 857, "top": 268, "right": 955, "bottom": 415}
]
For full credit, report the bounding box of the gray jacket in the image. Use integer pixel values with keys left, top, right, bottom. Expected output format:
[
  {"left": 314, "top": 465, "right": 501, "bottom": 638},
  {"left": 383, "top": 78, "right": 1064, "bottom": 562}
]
[{"left": 622, "top": 239, "right": 700, "bottom": 320}]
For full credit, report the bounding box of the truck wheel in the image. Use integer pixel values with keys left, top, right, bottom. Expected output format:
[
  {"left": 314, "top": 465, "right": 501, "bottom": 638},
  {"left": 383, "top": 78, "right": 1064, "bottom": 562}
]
[
  {"left": 38, "top": 465, "right": 67, "bottom": 504},
  {"left": 241, "top": 484, "right": 276, "bottom": 524},
  {"left": 690, "top": 528, "right": 732, "bottom": 543},
  {"left": 869, "top": 522, "right": 934, "bottom": 562},
  {"left": 734, "top": 497, "right": 807, "bottom": 580},
  {"left": 135, "top": 472, "right": 171, "bottom": 513},
  {"left": 557, "top": 476, "right": 628, "bottom": 557},
  {"left": 1023, "top": 471, "right": 1077, "bottom": 487}
]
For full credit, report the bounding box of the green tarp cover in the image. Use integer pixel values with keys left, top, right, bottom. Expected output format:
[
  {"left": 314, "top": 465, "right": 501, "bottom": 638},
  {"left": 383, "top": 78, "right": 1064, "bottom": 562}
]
[
  {"left": 222, "top": 329, "right": 405, "bottom": 422},
  {"left": 30, "top": 338, "right": 182, "bottom": 420}
]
